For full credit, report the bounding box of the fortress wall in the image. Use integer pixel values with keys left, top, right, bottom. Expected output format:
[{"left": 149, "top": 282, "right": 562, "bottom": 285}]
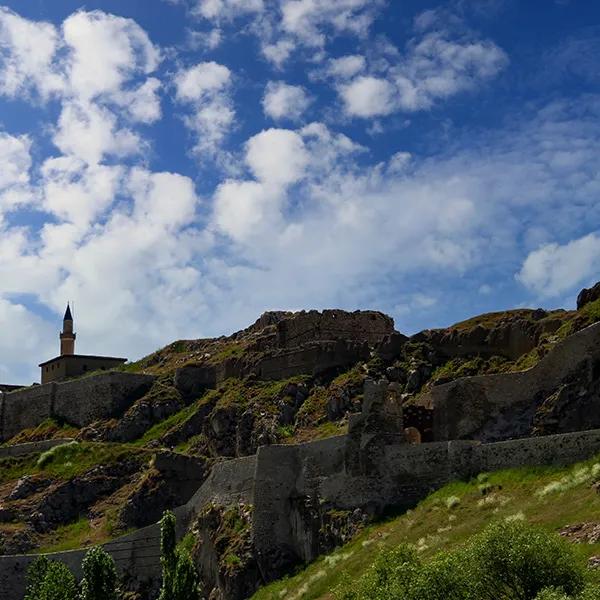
[
  {"left": 1, "top": 384, "right": 56, "bottom": 442},
  {"left": 53, "top": 373, "right": 154, "bottom": 427},
  {"left": 276, "top": 310, "right": 395, "bottom": 348},
  {"left": 0, "top": 373, "right": 154, "bottom": 442},
  {"left": 423, "top": 321, "right": 600, "bottom": 441},
  {"left": 257, "top": 341, "right": 369, "bottom": 380},
  {"left": 475, "top": 429, "right": 600, "bottom": 473},
  {"left": 4, "top": 428, "right": 600, "bottom": 599}
]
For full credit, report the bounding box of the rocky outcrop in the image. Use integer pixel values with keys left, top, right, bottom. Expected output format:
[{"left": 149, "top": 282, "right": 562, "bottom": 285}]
[{"left": 577, "top": 282, "right": 600, "bottom": 310}]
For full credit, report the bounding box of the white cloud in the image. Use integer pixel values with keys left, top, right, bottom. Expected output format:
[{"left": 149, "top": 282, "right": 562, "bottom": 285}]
[
  {"left": 0, "top": 133, "right": 31, "bottom": 191},
  {"left": 340, "top": 76, "right": 395, "bottom": 118},
  {"left": 192, "top": 0, "right": 264, "bottom": 20},
  {"left": 0, "top": 7, "right": 63, "bottom": 99},
  {"left": 262, "top": 81, "right": 311, "bottom": 121},
  {"left": 326, "top": 54, "right": 366, "bottom": 79},
  {"left": 245, "top": 128, "right": 309, "bottom": 186},
  {"left": 174, "top": 62, "right": 235, "bottom": 159},
  {"left": 187, "top": 0, "right": 383, "bottom": 66},
  {"left": 62, "top": 10, "right": 160, "bottom": 104},
  {"left": 53, "top": 101, "right": 142, "bottom": 164},
  {"left": 0, "top": 132, "right": 33, "bottom": 214},
  {"left": 41, "top": 157, "right": 123, "bottom": 226},
  {"left": 338, "top": 26, "right": 508, "bottom": 118},
  {"left": 517, "top": 234, "right": 600, "bottom": 298}
]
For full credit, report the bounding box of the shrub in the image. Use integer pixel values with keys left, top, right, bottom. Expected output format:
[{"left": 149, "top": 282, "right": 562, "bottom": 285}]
[
  {"left": 37, "top": 561, "right": 78, "bottom": 600},
  {"left": 24, "top": 556, "right": 51, "bottom": 600},
  {"left": 79, "top": 546, "right": 118, "bottom": 600},
  {"left": 334, "top": 521, "right": 586, "bottom": 600},
  {"left": 470, "top": 521, "right": 585, "bottom": 599}
]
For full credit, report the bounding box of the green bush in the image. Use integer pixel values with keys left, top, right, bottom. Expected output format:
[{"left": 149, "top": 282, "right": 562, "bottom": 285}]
[
  {"left": 471, "top": 521, "right": 584, "bottom": 599},
  {"left": 24, "top": 556, "right": 51, "bottom": 600},
  {"left": 334, "top": 521, "right": 586, "bottom": 600},
  {"left": 37, "top": 561, "right": 78, "bottom": 600},
  {"left": 79, "top": 546, "right": 118, "bottom": 600}
]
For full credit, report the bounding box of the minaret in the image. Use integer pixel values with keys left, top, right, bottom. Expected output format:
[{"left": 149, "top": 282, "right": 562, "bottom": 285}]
[{"left": 60, "top": 304, "right": 76, "bottom": 356}]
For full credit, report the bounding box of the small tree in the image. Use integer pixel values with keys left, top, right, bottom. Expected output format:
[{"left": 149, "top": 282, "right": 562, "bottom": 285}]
[
  {"left": 158, "top": 510, "right": 200, "bottom": 600},
  {"left": 37, "top": 561, "right": 78, "bottom": 600},
  {"left": 24, "top": 556, "right": 51, "bottom": 600},
  {"left": 79, "top": 545, "right": 118, "bottom": 600}
]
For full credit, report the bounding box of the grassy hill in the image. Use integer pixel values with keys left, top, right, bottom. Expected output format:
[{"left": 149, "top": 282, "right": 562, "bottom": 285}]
[{"left": 252, "top": 453, "right": 600, "bottom": 600}]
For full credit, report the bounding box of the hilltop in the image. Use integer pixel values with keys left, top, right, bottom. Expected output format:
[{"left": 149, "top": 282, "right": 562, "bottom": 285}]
[{"left": 1, "top": 282, "right": 600, "bottom": 599}]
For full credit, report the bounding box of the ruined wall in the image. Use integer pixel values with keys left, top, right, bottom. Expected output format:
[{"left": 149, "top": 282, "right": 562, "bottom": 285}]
[
  {"left": 419, "top": 321, "right": 600, "bottom": 441},
  {"left": 0, "top": 384, "right": 56, "bottom": 442},
  {"left": 0, "top": 372, "right": 154, "bottom": 441},
  {"left": 53, "top": 372, "right": 154, "bottom": 427},
  {"left": 256, "top": 340, "right": 370, "bottom": 380},
  {"left": 276, "top": 310, "right": 394, "bottom": 349}
]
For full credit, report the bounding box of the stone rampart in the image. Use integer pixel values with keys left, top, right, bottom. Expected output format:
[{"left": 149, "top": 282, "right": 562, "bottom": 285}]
[
  {"left": 53, "top": 372, "right": 154, "bottom": 427},
  {"left": 276, "top": 310, "right": 394, "bottom": 349},
  {"left": 418, "top": 321, "right": 600, "bottom": 441},
  {"left": 0, "top": 372, "right": 154, "bottom": 442},
  {"left": 3, "top": 427, "right": 600, "bottom": 599},
  {"left": 0, "top": 384, "right": 56, "bottom": 442}
]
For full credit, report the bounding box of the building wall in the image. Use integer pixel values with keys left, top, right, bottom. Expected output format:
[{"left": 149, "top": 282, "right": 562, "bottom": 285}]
[{"left": 41, "top": 356, "right": 126, "bottom": 384}]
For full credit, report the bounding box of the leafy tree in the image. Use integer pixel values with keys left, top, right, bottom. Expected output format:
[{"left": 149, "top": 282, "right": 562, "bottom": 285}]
[
  {"left": 37, "top": 561, "right": 78, "bottom": 600},
  {"left": 24, "top": 556, "right": 51, "bottom": 600},
  {"left": 158, "top": 510, "right": 201, "bottom": 600},
  {"left": 79, "top": 545, "right": 118, "bottom": 600}
]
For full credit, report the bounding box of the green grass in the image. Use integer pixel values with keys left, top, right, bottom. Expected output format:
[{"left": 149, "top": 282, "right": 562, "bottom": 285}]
[
  {"left": 134, "top": 401, "right": 200, "bottom": 446},
  {"left": 251, "top": 454, "right": 600, "bottom": 600},
  {"left": 0, "top": 441, "right": 146, "bottom": 484},
  {"left": 36, "top": 517, "right": 93, "bottom": 553}
]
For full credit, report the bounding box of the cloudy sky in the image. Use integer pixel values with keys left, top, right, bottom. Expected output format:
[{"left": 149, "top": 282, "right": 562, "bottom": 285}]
[{"left": 1, "top": 0, "right": 600, "bottom": 383}]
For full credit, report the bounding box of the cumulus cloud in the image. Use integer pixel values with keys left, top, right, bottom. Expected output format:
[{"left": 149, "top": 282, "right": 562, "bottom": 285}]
[
  {"left": 517, "top": 234, "right": 600, "bottom": 298},
  {"left": 0, "top": 132, "right": 33, "bottom": 213},
  {"left": 338, "top": 18, "right": 508, "bottom": 118},
  {"left": 185, "top": 0, "right": 383, "bottom": 65},
  {"left": 262, "top": 81, "right": 311, "bottom": 121},
  {"left": 174, "top": 61, "right": 234, "bottom": 159},
  {"left": 0, "top": 7, "right": 63, "bottom": 99}
]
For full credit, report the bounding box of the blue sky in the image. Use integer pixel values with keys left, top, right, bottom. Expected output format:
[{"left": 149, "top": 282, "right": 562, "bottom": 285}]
[{"left": 1, "top": 0, "right": 600, "bottom": 383}]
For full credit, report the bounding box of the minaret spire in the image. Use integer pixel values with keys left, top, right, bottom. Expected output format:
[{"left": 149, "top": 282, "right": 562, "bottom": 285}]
[{"left": 60, "top": 303, "right": 76, "bottom": 356}]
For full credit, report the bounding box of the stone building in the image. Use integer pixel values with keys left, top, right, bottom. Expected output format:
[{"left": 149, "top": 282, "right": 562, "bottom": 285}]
[{"left": 39, "top": 305, "right": 127, "bottom": 384}]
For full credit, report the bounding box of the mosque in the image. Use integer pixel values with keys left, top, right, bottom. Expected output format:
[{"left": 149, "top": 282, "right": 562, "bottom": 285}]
[{"left": 38, "top": 305, "right": 127, "bottom": 384}]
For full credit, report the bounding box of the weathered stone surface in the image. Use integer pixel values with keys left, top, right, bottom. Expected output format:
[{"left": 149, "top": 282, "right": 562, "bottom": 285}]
[
  {"left": 417, "top": 322, "right": 600, "bottom": 441},
  {"left": 577, "top": 281, "right": 600, "bottom": 310}
]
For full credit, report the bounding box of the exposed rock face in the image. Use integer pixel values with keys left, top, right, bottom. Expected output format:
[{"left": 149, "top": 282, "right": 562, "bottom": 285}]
[
  {"left": 577, "top": 281, "right": 600, "bottom": 310},
  {"left": 173, "top": 310, "right": 393, "bottom": 396},
  {"left": 120, "top": 452, "right": 208, "bottom": 529},
  {"left": 413, "top": 310, "right": 563, "bottom": 361}
]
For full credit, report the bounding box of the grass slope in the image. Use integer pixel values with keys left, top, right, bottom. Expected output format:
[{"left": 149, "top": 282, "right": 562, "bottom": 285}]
[{"left": 252, "top": 454, "right": 600, "bottom": 600}]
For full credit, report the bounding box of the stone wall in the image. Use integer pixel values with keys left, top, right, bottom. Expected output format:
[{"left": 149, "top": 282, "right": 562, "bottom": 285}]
[
  {"left": 275, "top": 310, "right": 395, "bottom": 348},
  {"left": 0, "top": 372, "right": 154, "bottom": 442},
  {"left": 418, "top": 321, "right": 600, "bottom": 441},
  {"left": 3, "top": 426, "right": 600, "bottom": 599}
]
